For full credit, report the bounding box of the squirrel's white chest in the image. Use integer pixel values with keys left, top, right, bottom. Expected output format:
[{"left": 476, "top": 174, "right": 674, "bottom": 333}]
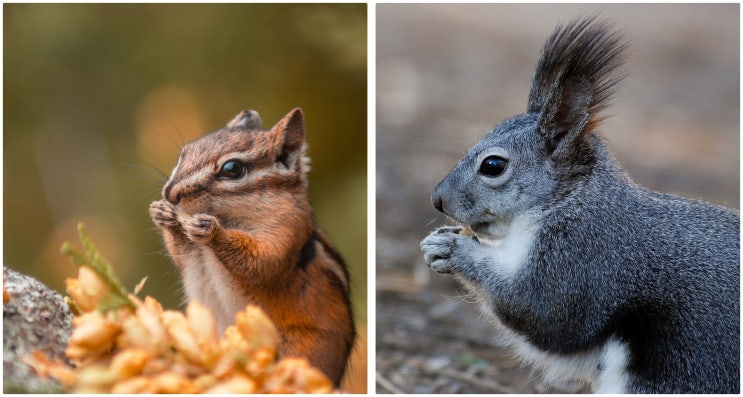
[
  {"left": 472, "top": 214, "right": 540, "bottom": 277},
  {"left": 179, "top": 247, "right": 250, "bottom": 332}
]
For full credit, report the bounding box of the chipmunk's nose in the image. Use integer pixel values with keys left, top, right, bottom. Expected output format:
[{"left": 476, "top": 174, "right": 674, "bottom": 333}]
[{"left": 162, "top": 181, "right": 181, "bottom": 205}]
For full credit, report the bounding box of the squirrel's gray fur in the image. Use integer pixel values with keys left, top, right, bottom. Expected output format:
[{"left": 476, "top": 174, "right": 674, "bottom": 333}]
[{"left": 420, "top": 17, "right": 739, "bottom": 393}]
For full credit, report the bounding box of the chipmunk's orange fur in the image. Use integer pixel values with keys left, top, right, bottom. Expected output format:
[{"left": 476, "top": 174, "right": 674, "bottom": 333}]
[{"left": 149, "top": 108, "right": 354, "bottom": 385}]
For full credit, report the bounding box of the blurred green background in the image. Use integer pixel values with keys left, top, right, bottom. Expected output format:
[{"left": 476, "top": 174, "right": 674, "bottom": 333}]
[{"left": 4, "top": 4, "right": 367, "bottom": 324}]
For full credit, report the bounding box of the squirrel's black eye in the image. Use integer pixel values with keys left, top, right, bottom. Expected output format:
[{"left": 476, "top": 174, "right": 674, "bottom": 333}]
[
  {"left": 478, "top": 155, "right": 508, "bottom": 177},
  {"left": 218, "top": 160, "right": 246, "bottom": 179}
]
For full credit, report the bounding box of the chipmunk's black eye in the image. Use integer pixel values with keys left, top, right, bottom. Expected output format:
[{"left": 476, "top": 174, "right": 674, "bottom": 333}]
[
  {"left": 218, "top": 160, "right": 246, "bottom": 179},
  {"left": 478, "top": 155, "right": 508, "bottom": 177}
]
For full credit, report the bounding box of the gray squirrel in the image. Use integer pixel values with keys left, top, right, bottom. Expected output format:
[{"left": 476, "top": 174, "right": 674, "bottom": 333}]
[{"left": 420, "top": 17, "right": 739, "bottom": 393}]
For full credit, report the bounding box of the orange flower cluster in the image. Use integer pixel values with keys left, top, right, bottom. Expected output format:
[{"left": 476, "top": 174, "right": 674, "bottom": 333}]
[{"left": 31, "top": 266, "right": 333, "bottom": 394}]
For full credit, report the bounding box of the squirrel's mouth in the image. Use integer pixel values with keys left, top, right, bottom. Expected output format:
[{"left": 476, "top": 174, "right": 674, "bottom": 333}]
[
  {"left": 460, "top": 224, "right": 501, "bottom": 248},
  {"left": 467, "top": 210, "right": 511, "bottom": 239},
  {"left": 470, "top": 221, "right": 492, "bottom": 235}
]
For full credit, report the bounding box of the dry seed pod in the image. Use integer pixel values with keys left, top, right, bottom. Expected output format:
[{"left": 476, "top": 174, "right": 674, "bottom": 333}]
[
  {"left": 186, "top": 301, "right": 219, "bottom": 349},
  {"left": 193, "top": 373, "right": 217, "bottom": 390},
  {"left": 222, "top": 325, "right": 249, "bottom": 352},
  {"left": 140, "top": 357, "right": 170, "bottom": 377},
  {"left": 162, "top": 310, "right": 202, "bottom": 365},
  {"left": 210, "top": 351, "right": 238, "bottom": 379},
  {"left": 110, "top": 348, "right": 151, "bottom": 379},
  {"left": 264, "top": 358, "right": 333, "bottom": 394},
  {"left": 46, "top": 362, "right": 79, "bottom": 388},
  {"left": 21, "top": 351, "right": 79, "bottom": 388},
  {"left": 73, "top": 364, "right": 118, "bottom": 393},
  {"left": 65, "top": 266, "right": 110, "bottom": 313},
  {"left": 149, "top": 371, "right": 198, "bottom": 394},
  {"left": 66, "top": 311, "right": 120, "bottom": 361},
  {"left": 245, "top": 346, "right": 276, "bottom": 377},
  {"left": 119, "top": 314, "right": 160, "bottom": 353},
  {"left": 235, "top": 305, "right": 279, "bottom": 351},
  {"left": 110, "top": 375, "right": 151, "bottom": 394},
  {"left": 168, "top": 353, "right": 209, "bottom": 378},
  {"left": 134, "top": 304, "right": 167, "bottom": 346},
  {"left": 143, "top": 295, "right": 164, "bottom": 314},
  {"left": 205, "top": 374, "right": 258, "bottom": 393}
]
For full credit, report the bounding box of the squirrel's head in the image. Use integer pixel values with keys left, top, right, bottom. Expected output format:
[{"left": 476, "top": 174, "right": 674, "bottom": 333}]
[
  {"left": 432, "top": 17, "right": 626, "bottom": 238},
  {"left": 162, "top": 108, "right": 310, "bottom": 219}
]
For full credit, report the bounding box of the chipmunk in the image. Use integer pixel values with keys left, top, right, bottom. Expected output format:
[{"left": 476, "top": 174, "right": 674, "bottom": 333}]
[{"left": 149, "top": 108, "right": 355, "bottom": 386}]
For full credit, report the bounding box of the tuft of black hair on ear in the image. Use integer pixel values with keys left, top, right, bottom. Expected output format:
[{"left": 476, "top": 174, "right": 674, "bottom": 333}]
[{"left": 527, "top": 17, "right": 628, "bottom": 156}]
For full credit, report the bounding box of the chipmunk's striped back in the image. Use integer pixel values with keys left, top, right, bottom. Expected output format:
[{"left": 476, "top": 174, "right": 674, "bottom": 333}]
[{"left": 150, "top": 108, "right": 355, "bottom": 386}]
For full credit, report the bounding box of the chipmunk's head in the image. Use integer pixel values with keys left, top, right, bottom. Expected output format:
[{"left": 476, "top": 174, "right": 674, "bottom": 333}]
[
  {"left": 162, "top": 108, "right": 310, "bottom": 219},
  {"left": 432, "top": 17, "right": 626, "bottom": 239}
]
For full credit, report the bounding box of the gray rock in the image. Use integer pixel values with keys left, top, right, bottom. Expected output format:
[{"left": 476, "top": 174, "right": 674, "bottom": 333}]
[{"left": 3, "top": 267, "right": 73, "bottom": 393}]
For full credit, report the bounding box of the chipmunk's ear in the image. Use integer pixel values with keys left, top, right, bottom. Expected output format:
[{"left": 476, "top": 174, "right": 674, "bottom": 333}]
[
  {"left": 226, "top": 109, "right": 262, "bottom": 129},
  {"left": 269, "top": 107, "right": 306, "bottom": 170},
  {"left": 528, "top": 17, "right": 626, "bottom": 160}
]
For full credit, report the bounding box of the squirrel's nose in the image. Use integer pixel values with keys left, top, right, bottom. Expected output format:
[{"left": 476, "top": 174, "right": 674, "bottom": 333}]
[{"left": 432, "top": 194, "right": 444, "bottom": 213}]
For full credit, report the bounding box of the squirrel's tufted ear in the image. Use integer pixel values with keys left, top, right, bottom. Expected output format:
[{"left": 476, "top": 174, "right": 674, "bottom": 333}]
[
  {"left": 226, "top": 109, "right": 262, "bottom": 129},
  {"left": 538, "top": 76, "right": 594, "bottom": 156},
  {"left": 528, "top": 17, "right": 626, "bottom": 158},
  {"left": 269, "top": 107, "right": 306, "bottom": 170}
]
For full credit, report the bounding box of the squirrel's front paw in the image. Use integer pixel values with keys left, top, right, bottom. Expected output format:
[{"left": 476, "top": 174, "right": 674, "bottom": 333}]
[
  {"left": 420, "top": 228, "right": 471, "bottom": 274},
  {"left": 183, "top": 214, "right": 219, "bottom": 244},
  {"left": 149, "top": 200, "right": 179, "bottom": 229}
]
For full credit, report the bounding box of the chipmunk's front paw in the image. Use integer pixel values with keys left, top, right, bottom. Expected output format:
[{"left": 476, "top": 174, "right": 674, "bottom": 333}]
[
  {"left": 420, "top": 227, "right": 473, "bottom": 274},
  {"left": 149, "top": 200, "right": 179, "bottom": 229},
  {"left": 183, "top": 214, "right": 219, "bottom": 244}
]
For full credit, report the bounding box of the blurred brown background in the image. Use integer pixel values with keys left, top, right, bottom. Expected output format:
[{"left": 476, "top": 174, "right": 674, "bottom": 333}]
[
  {"left": 376, "top": 4, "right": 739, "bottom": 393},
  {"left": 4, "top": 4, "right": 367, "bottom": 391}
]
